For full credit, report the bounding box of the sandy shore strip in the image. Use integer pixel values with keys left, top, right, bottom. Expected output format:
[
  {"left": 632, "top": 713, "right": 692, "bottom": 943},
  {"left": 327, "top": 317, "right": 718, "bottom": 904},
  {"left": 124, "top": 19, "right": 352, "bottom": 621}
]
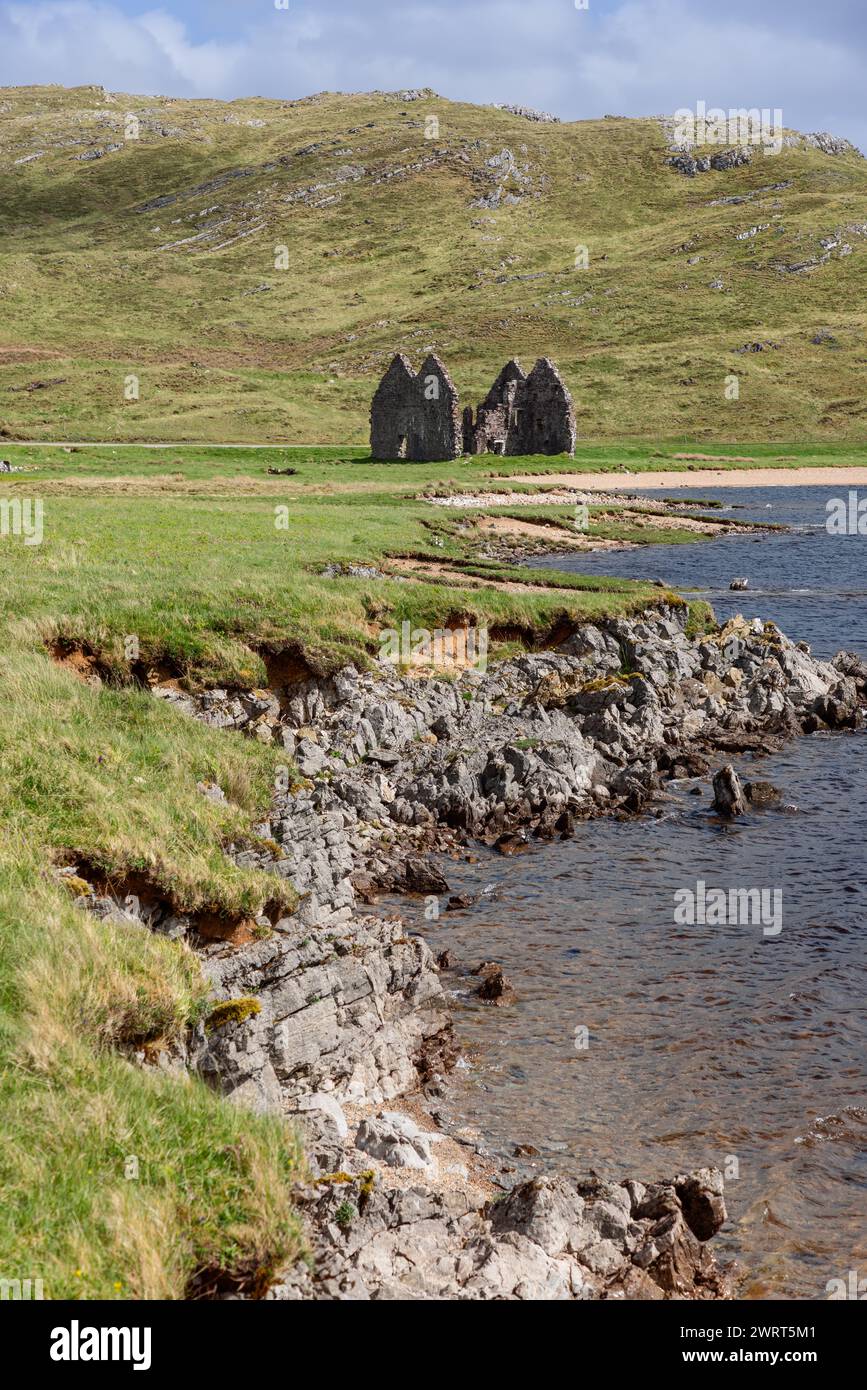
[{"left": 493, "top": 467, "right": 867, "bottom": 491}]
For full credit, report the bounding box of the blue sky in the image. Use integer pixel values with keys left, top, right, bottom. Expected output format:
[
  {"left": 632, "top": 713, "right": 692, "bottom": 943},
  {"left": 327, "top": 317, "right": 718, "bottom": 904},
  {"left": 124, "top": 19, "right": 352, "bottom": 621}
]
[{"left": 1, "top": 0, "right": 864, "bottom": 148}]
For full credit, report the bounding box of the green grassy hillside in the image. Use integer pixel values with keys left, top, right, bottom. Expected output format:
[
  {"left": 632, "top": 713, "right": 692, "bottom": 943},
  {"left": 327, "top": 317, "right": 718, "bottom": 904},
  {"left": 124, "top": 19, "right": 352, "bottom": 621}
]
[{"left": 1, "top": 84, "right": 866, "bottom": 444}]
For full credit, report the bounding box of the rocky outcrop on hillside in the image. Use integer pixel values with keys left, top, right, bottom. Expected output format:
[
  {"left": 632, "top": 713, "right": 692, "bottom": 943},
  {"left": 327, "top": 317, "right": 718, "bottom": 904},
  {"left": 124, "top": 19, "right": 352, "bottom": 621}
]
[
  {"left": 668, "top": 146, "right": 753, "bottom": 177},
  {"left": 492, "top": 103, "right": 561, "bottom": 124},
  {"left": 799, "top": 132, "right": 863, "bottom": 157}
]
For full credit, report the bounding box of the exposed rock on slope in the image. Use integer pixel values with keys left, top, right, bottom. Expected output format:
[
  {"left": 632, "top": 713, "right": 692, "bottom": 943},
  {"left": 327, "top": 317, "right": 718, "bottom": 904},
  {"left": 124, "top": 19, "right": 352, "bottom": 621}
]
[{"left": 195, "top": 914, "right": 448, "bottom": 1114}]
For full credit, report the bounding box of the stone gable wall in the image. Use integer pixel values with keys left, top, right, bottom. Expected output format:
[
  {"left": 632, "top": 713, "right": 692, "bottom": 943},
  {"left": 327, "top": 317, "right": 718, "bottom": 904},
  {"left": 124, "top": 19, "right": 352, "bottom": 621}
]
[{"left": 370, "top": 352, "right": 462, "bottom": 461}]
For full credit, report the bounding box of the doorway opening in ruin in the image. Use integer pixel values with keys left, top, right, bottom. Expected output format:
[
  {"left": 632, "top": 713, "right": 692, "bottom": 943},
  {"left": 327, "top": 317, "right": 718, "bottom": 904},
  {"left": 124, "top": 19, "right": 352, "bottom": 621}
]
[{"left": 397, "top": 435, "right": 407, "bottom": 458}]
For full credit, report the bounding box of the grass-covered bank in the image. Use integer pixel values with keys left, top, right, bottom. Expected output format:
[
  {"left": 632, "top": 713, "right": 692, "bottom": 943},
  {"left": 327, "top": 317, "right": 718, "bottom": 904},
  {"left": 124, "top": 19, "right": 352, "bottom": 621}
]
[
  {"left": 0, "top": 445, "right": 690, "bottom": 683},
  {"left": 0, "top": 642, "right": 306, "bottom": 1298}
]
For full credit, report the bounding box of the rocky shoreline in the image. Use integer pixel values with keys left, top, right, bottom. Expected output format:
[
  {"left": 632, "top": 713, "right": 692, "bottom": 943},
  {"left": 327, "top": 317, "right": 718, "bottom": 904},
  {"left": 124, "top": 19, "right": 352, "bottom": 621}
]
[{"left": 72, "top": 603, "right": 867, "bottom": 1299}]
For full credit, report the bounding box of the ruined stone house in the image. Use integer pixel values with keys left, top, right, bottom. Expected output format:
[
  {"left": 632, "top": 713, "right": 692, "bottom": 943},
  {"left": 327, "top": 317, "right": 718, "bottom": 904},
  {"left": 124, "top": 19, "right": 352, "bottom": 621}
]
[
  {"left": 463, "top": 357, "right": 576, "bottom": 457},
  {"left": 369, "top": 353, "right": 463, "bottom": 462},
  {"left": 370, "top": 353, "right": 575, "bottom": 460}
]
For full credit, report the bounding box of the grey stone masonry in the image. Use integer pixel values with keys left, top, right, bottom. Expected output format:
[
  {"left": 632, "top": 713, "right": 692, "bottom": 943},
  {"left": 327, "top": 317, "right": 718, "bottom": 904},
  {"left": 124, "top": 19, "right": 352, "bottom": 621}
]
[
  {"left": 465, "top": 356, "right": 576, "bottom": 457},
  {"left": 370, "top": 352, "right": 463, "bottom": 461},
  {"left": 370, "top": 353, "right": 576, "bottom": 460}
]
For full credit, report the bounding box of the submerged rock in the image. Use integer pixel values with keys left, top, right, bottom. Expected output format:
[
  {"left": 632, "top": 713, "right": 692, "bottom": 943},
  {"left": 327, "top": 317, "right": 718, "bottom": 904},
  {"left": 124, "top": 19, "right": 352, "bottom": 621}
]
[
  {"left": 474, "top": 961, "right": 516, "bottom": 1006},
  {"left": 745, "top": 780, "right": 782, "bottom": 808}
]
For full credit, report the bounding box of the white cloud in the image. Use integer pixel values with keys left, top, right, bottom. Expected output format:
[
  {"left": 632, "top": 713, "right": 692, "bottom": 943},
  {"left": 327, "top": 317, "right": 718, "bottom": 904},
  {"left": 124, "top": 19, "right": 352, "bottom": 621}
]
[
  {"left": 136, "top": 10, "right": 244, "bottom": 93},
  {"left": 1, "top": 2, "right": 193, "bottom": 93},
  {"left": 570, "top": 0, "right": 864, "bottom": 141}
]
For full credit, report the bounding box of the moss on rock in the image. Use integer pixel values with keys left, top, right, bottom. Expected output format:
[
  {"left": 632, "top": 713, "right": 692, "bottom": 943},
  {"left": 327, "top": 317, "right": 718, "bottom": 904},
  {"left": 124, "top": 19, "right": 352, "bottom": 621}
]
[{"left": 205, "top": 998, "right": 262, "bottom": 1032}]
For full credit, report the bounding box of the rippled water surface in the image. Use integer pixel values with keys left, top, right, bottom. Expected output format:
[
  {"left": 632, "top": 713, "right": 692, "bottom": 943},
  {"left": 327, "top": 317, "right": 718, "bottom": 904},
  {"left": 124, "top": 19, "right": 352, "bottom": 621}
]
[{"left": 399, "top": 486, "right": 867, "bottom": 1299}]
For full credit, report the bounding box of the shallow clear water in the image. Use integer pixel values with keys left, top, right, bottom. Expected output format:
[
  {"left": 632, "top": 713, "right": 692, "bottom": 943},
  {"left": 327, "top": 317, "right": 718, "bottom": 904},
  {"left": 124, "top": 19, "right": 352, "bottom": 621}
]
[{"left": 398, "top": 486, "right": 867, "bottom": 1299}]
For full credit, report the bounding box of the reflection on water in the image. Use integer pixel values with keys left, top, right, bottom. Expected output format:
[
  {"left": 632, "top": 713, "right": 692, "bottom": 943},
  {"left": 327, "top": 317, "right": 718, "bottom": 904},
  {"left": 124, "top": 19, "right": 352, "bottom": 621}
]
[{"left": 397, "top": 487, "right": 867, "bottom": 1299}]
